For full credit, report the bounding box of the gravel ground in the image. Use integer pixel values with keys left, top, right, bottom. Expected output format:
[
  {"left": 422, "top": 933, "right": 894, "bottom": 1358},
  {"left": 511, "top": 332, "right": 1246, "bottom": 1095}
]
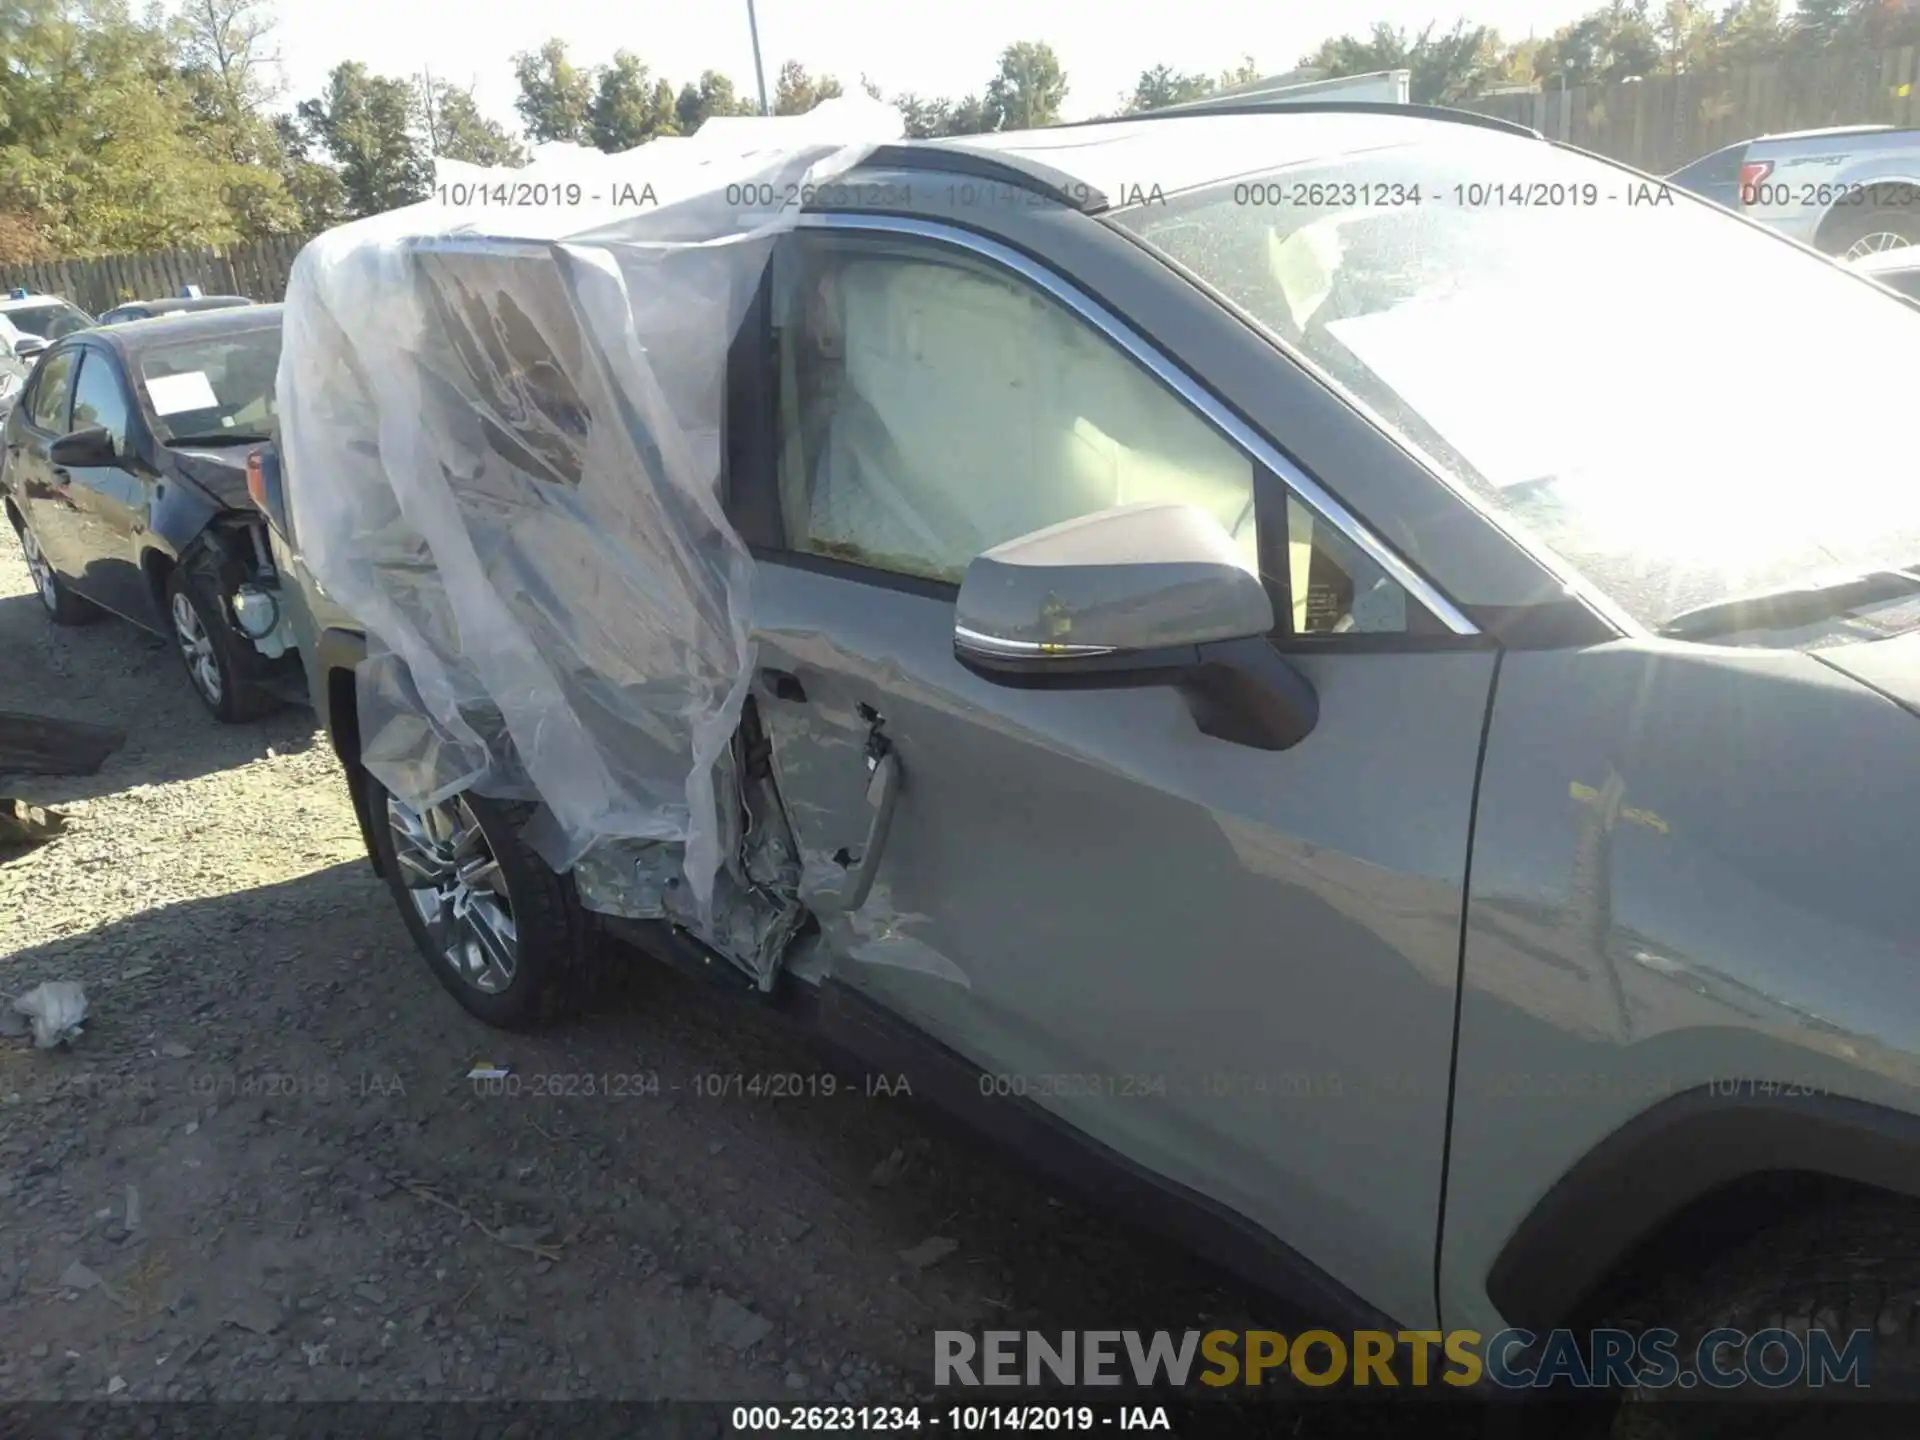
[
  {"left": 0, "top": 537, "right": 1503, "bottom": 1435},
  {"left": 0, "top": 538, "right": 1254, "bottom": 1403}
]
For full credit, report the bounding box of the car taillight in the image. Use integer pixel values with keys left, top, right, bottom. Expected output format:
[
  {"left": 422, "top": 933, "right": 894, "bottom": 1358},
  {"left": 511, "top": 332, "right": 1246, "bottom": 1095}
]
[{"left": 1739, "top": 159, "right": 1773, "bottom": 205}]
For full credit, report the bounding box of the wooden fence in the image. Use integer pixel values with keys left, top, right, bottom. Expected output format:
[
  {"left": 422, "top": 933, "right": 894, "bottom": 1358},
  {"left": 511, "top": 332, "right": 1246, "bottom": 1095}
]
[
  {"left": 1460, "top": 43, "right": 1920, "bottom": 174},
  {"left": 0, "top": 234, "right": 313, "bottom": 315}
]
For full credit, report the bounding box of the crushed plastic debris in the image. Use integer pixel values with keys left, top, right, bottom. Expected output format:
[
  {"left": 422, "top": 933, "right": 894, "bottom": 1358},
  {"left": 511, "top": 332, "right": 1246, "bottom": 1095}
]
[
  {"left": 466, "top": 1062, "right": 512, "bottom": 1081},
  {"left": 14, "top": 981, "right": 87, "bottom": 1048}
]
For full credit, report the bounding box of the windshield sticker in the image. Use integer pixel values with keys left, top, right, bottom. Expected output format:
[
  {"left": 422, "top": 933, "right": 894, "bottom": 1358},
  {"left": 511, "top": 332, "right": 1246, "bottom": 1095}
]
[{"left": 146, "top": 370, "right": 220, "bottom": 415}]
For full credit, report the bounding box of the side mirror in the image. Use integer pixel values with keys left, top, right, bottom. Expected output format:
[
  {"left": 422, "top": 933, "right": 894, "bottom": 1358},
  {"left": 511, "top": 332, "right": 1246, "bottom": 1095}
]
[
  {"left": 14, "top": 335, "right": 46, "bottom": 360},
  {"left": 953, "top": 502, "right": 1318, "bottom": 751},
  {"left": 49, "top": 425, "right": 119, "bottom": 469}
]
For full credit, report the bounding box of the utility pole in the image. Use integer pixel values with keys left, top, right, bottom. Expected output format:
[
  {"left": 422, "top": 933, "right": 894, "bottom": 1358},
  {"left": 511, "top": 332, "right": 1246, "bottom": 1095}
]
[{"left": 746, "top": 0, "right": 770, "bottom": 115}]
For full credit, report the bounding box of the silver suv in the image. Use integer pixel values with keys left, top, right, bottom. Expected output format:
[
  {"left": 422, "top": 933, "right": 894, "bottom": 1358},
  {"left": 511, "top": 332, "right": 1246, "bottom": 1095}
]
[
  {"left": 267, "top": 104, "right": 1920, "bottom": 1427},
  {"left": 1670, "top": 123, "right": 1920, "bottom": 255}
]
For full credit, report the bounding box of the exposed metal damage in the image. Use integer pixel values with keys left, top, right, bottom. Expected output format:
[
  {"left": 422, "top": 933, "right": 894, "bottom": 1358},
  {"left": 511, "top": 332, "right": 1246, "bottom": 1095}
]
[{"left": 572, "top": 697, "right": 810, "bottom": 990}]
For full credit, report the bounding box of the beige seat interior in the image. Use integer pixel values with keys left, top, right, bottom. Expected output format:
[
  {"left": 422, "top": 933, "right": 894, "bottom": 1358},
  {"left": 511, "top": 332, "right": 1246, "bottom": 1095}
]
[{"left": 802, "top": 255, "right": 1260, "bottom": 583}]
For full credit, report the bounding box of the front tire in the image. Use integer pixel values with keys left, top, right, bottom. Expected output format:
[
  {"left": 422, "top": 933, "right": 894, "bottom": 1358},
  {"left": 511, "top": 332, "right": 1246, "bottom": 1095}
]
[
  {"left": 11, "top": 511, "right": 99, "bottom": 626},
  {"left": 365, "top": 774, "right": 596, "bottom": 1030},
  {"left": 1608, "top": 1192, "right": 1920, "bottom": 1438},
  {"left": 165, "top": 566, "right": 276, "bottom": 722}
]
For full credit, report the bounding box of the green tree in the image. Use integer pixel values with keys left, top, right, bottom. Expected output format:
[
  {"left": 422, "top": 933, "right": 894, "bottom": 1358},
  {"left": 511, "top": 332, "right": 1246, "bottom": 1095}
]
[
  {"left": 1219, "top": 54, "right": 1262, "bottom": 88},
  {"left": 0, "top": 0, "right": 293, "bottom": 254},
  {"left": 423, "top": 80, "right": 526, "bottom": 166},
  {"left": 1716, "top": 0, "right": 1790, "bottom": 63},
  {"left": 512, "top": 37, "right": 593, "bottom": 144},
  {"left": 273, "top": 112, "right": 349, "bottom": 231},
  {"left": 174, "top": 0, "right": 279, "bottom": 159},
  {"left": 1126, "top": 64, "right": 1215, "bottom": 113},
  {"left": 774, "top": 60, "right": 843, "bottom": 115},
  {"left": 169, "top": 0, "right": 302, "bottom": 235},
  {"left": 1537, "top": 2, "right": 1664, "bottom": 87},
  {"left": 985, "top": 41, "right": 1068, "bottom": 129},
  {"left": 294, "top": 61, "right": 430, "bottom": 218},
  {"left": 1653, "top": 0, "right": 1717, "bottom": 71},
  {"left": 1302, "top": 20, "right": 1502, "bottom": 105},
  {"left": 893, "top": 92, "right": 952, "bottom": 137},
  {"left": 1790, "top": 0, "right": 1857, "bottom": 45},
  {"left": 944, "top": 94, "right": 993, "bottom": 135},
  {"left": 588, "top": 51, "right": 679, "bottom": 150},
  {"left": 674, "top": 69, "right": 752, "bottom": 132}
]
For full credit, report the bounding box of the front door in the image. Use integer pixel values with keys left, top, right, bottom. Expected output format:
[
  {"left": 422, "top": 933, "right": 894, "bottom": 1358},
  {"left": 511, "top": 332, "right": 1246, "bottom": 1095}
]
[
  {"left": 13, "top": 346, "right": 82, "bottom": 588},
  {"left": 64, "top": 348, "right": 150, "bottom": 621},
  {"left": 739, "top": 220, "right": 1498, "bottom": 1327}
]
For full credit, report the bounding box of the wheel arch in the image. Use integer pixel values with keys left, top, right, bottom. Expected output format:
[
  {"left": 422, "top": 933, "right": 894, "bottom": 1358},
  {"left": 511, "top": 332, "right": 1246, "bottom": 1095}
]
[
  {"left": 318, "top": 625, "right": 383, "bottom": 878},
  {"left": 140, "top": 545, "right": 176, "bottom": 619},
  {"left": 1814, "top": 176, "right": 1920, "bottom": 252},
  {"left": 1485, "top": 1085, "right": 1920, "bottom": 1331}
]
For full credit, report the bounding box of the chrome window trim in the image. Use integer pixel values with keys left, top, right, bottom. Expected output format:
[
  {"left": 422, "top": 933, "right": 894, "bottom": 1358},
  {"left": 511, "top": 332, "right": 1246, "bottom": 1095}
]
[
  {"left": 792, "top": 211, "right": 1481, "bottom": 638},
  {"left": 952, "top": 625, "right": 1117, "bottom": 659}
]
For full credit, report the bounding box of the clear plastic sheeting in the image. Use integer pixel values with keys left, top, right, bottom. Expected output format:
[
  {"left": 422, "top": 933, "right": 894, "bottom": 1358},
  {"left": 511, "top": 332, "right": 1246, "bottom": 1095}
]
[{"left": 278, "top": 98, "right": 903, "bottom": 921}]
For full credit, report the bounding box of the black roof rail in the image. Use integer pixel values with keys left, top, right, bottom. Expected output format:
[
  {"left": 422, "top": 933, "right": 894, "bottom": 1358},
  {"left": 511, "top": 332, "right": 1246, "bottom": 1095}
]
[
  {"left": 853, "top": 142, "right": 1108, "bottom": 213},
  {"left": 1055, "top": 99, "right": 1543, "bottom": 141}
]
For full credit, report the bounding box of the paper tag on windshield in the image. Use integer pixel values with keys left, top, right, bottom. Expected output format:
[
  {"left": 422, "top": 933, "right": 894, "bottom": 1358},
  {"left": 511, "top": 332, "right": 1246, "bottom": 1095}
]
[{"left": 146, "top": 371, "right": 219, "bottom": 415}]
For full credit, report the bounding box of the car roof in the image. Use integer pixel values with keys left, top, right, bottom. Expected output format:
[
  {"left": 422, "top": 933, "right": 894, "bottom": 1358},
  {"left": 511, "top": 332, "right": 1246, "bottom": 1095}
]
[
  {"left": 108, "top": 296, "right": 252, "bottom": 314},
  {"left": 1756, "top": 123, "right": 1902, "bottom": 142},
  {"left": 874, "top": 106, "right": 1543, "bottom": 209},
  {"left": 83, "top": 302, "right": 283, "bottom": 358},
  {"left": 0, "top": 293, "right": 84, "bottom": 313}
]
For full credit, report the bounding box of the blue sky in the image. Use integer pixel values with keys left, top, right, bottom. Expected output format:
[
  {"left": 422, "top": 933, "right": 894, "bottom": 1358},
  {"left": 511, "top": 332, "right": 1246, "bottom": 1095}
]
[{"left": 268, "top": 0, "right": 1600, "bottom": 129}]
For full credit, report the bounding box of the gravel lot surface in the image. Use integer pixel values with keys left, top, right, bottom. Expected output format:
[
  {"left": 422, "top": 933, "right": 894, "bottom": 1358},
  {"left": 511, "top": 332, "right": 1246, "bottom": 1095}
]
[{"left": 0, "top": 536, "right": 1498, "bottom": 1435}]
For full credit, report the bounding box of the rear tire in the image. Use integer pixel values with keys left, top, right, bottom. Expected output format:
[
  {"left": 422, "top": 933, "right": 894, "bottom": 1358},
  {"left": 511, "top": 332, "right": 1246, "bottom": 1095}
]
[
  {"left": 165, "top": 566, "right": 277, "bottom": 722},
  {"left": 10, "top": 511, "right": 99, "bottom": 626},
  {"left": 1607, "top": 1193, "right": 1920, "bottom": 1438},
  {"left": 1822, "top": 202, "right": 1920, "bottom": 260},
  {"left": 365, "top": 773, "right": 597, "bottom": 1031}
]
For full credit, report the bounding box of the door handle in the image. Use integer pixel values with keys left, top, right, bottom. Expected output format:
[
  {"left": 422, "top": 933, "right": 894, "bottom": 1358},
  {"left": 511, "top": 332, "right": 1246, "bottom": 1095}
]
[{"left": 826, "top": 746, "right": 899, "bottom": 913}]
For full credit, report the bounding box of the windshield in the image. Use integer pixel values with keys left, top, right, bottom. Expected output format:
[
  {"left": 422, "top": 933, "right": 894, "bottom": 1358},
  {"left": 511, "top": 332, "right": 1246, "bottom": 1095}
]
[
  {"left": 8, "top": 301, "right": 92, "bottom": 339},
  {"left": 1111, "top": 132, "right": 1920, "bottom": 631},
  {"left": 136, "top": 325, "right": 281, "bottom": 444}
]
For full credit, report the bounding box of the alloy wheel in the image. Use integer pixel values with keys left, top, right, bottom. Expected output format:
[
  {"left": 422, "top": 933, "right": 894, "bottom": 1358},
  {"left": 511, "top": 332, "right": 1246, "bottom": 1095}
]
[
  {"left": 18, "top": 523, "right": 56, "bottom": 613},
  {"left": 386, "top": 792, "right": 518, "bottom": 994},
  {"left": 1845, "top": 231, "right": 1916, "bottom": 260},
  {"left": 171, "top": 591, "right": 222, "bottom": 703}
]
